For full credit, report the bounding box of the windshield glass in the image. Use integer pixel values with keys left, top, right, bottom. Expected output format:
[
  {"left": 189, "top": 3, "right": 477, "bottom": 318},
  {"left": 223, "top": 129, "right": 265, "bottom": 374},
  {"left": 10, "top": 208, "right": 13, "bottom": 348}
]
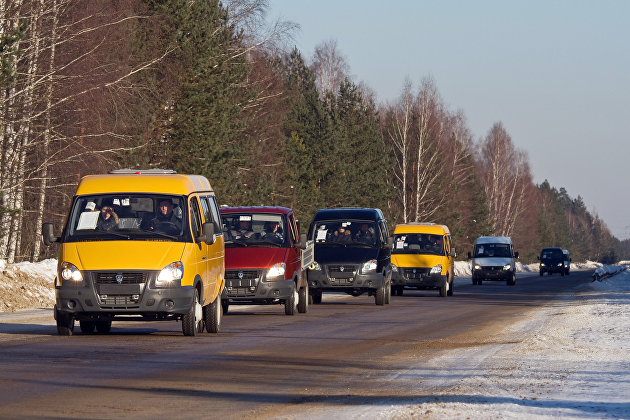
[
  {"left": 541, "top": 249, "right": 564, "bottom": 260},
  {"left": 473, "top": 243, "right": 511, "bottom": 258},
  {"left": 221, "top": 213, "right": 288, "bottom": 247},
  {"left": 312, "top": 220, "right": 378, "bottom": 248},
  {"left": 63, "top": 194, "right": 187, "bottom": 242},
  {"left": 392, "top": 233, "right": 444, "bottom": 255}
]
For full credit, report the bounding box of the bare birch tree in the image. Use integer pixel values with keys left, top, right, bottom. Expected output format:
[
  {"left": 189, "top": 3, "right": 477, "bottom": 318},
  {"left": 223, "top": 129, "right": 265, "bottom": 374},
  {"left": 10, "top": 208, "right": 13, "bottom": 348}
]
[
  {"left": 478, "top": 122, "right": 532, "bottom": 237},
  {"left": 311, "top": 39, "right": 349, "bottom": 98}
]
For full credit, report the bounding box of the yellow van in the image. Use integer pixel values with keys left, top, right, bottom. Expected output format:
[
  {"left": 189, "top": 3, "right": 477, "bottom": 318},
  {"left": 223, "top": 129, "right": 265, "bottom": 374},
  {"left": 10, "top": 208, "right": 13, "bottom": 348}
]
[
  {"left": 42, "top": 169, "right": 224, "bottom": 336},
  {"left": 390, "top": 223, "right": 456, "bottom": 297}
]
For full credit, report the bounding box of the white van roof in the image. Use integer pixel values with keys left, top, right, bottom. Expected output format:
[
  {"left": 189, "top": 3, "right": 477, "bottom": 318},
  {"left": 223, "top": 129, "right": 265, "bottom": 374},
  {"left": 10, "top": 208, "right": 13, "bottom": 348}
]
[{"left": 475, "top": 236, "right": 512, "bottom": 245}]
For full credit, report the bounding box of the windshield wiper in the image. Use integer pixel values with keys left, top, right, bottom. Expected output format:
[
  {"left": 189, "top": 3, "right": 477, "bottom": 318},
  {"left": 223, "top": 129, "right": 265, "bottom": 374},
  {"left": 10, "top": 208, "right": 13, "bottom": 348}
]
[
  {"left": 317, "top": 242, "right": 347, "bottom": 247},
  {"left": 225, "top": 239, "right": 248, "bottom": 247},
  {"left": 134, "top": 228, "right": 179, "bottom": 240}
]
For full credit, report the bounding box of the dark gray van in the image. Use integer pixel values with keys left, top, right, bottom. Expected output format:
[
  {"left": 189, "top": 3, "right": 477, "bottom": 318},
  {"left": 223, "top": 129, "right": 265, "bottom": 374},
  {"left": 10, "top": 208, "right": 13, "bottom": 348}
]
[{"left": 306, "top": 208, "right": 392, "bottom": 305}]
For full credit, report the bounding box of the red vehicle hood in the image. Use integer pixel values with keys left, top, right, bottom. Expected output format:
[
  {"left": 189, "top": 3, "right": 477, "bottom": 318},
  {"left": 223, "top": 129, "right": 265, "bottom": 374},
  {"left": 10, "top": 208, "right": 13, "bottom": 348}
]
[{"left": 224, "top": 247, "right": 289, "bottom": 269}]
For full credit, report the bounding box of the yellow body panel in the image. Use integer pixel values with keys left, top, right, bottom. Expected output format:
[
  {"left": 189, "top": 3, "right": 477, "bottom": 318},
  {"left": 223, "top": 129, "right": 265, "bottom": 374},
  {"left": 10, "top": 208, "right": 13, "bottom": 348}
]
[{"left": 391, "top": 253, "right": 445, "bottom": 271}]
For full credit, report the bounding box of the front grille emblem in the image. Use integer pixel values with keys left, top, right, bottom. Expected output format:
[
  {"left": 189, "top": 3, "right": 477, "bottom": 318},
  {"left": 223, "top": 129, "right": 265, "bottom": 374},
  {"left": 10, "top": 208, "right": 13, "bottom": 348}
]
[
  {"left": 116, "top": 274, "right": 123, "bottom": 284},
  {"left": 413, "top": 269, "right": 417, "bottom": 274},
  {"left": 339, "top": 266, "right": 345, "bottom": 272},
  {"left": 238, "top": 271, "right": 244, "bottom": 279}
]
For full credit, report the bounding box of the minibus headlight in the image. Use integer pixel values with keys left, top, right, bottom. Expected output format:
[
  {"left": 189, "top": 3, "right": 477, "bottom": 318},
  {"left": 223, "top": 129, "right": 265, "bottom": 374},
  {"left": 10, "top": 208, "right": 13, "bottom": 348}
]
[
  {"left": 60, "top": 262, "right": 83, "bottom": 282},
  {"left": 391, "top": 264, "right": 398, "bottom": 272},
  {"left": 503, "top": 264, "right": 512, "bottom": 271},
  {"left": 156, "top": 262, "right": 183, "bottom": 287},
  {"left": 266, "top": 262, "right": 286, "bottom": 279},
  {"left": 361, "top": 260, "right": 378, "bottom": 273},
  {"left": 430, "top": 264, "right": 443, "bottom": 275},
  {"left": 473, "top": 264, "right": 481, "bottom": 271},
  {"left": 557, "top": 262, "right": 563, "bottom": 267}
]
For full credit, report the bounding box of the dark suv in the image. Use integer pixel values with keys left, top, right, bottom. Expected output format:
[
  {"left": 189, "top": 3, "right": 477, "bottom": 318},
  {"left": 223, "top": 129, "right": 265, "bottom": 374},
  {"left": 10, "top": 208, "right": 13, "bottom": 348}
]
[
  {"left": 538, "top": 247, "right": 566, "bottom": 276},
  {"left": 306, "top": 208, "right": 392, "bottom": 305}
]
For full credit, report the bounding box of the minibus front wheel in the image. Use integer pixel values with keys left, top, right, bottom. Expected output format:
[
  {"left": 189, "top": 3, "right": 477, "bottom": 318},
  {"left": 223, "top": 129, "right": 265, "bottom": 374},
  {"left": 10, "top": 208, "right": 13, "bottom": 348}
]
[{"left": 56, "top": 311, "right": 74, "bottom": 336}]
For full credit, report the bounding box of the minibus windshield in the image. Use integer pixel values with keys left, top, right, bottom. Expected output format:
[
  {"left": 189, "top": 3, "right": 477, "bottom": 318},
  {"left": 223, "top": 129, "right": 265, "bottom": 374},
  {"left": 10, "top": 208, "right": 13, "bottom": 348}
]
[
  {"left": 473, "top": 243, "right": 511, "bottom": 258},
  {"left": 63, "top": 194, "right": 188, "bottom": 242},
  {"left": 222, "top": 213, "right": 288, "bottom": 247},
  {"left": 392, "top": 233, "right": 444, "bottom": 255},
  {"left": 312, "top": 220, "right": 378, "bottom": 248}
]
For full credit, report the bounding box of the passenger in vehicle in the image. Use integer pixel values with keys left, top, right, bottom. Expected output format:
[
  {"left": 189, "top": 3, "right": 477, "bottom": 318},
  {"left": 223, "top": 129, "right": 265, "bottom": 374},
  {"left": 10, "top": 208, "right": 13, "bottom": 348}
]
[
  {"left": 142, "top": 199, "right": 182, "bottom": 235},
  {"left": 261, "top": 221, "right": 283, "bottom": 243},
  {"left": 230, "top": 219, "right": 255, "bottom": 239},
  {"left": 332, "top": 225, "right": 352, "bottom": 243},
  {"left": 354, "top": 223, "right": 376, "bottom": 245},
  {"left": 96, "top": 198, "right": 119, "bottom": 231}
]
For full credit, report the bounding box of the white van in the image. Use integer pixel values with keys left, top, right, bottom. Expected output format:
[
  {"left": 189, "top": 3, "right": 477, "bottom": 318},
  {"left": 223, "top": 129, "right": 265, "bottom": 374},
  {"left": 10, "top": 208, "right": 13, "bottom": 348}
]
[{"left": 468, "top": 236, "right": 518, "bottom": 286}]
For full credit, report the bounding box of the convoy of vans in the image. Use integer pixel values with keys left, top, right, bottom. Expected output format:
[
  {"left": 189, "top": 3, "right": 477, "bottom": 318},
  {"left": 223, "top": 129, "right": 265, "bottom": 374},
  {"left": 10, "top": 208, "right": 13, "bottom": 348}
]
[{"left": 42, "top": 168, "right": 572, "bottom": 336}]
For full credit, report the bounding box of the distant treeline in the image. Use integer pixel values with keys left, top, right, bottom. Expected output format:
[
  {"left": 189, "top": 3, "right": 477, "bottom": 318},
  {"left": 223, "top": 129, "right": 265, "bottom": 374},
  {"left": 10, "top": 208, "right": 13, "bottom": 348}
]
[{"left": 1, "top": 0, "right": 627, "bottom": 263}]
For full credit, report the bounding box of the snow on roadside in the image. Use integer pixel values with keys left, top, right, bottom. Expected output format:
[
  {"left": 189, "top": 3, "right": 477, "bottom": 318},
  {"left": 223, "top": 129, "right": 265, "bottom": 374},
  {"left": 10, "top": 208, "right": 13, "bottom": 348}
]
[
  {"left": 389, "top": 267, "right": 630, "bottom": 419},
  {"left": 453, "top": 259, "right": 603, "bottom": 277},
  {"left": 0, "top": 259, "right": 56, "bottom": 312}
]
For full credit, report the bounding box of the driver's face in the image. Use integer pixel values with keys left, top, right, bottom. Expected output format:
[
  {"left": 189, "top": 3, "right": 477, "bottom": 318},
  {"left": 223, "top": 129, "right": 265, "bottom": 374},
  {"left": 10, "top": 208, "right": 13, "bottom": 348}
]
[{"left": 159, "top": 201, "right": 173, "bottom": 216}]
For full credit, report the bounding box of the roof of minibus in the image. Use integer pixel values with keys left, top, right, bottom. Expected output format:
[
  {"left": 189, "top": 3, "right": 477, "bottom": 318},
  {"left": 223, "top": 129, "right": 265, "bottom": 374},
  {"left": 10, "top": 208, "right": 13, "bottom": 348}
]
[
  {"left": 393, "top": 223, "right": 450, "bottom": 235},
  {"left": 220, "top": 206, "right": 292, "bottom": 215},
  {"left": 75, "top": 173, "right": 213, "bottom": 196}
]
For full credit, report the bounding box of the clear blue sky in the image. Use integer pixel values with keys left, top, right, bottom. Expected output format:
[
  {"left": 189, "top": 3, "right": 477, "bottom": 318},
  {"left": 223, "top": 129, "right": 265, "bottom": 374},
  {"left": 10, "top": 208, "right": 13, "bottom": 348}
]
[{"left": 268, "top": 0, "right": 630, "bottom": 240}]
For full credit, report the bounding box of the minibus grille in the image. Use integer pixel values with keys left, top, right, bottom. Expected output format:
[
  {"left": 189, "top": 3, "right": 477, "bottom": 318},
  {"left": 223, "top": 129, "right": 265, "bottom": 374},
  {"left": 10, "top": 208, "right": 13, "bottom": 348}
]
[
  {"left": 326, "top": 265, "right": 357, "bottom": 278},
  {"left": 402, "top": 267, "right": 430, "bottom": 279},
  {"left": 225, "top": 270, "right": 262, "bottom": 297},
  {"left": 96, "top": 272, "right": 147, "bottom": 284}
]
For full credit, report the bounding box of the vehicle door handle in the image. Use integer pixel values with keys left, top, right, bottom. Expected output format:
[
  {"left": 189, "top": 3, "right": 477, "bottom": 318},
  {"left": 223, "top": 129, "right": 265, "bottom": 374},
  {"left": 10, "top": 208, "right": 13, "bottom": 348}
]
[{"left": 202, "top": 257, "right": 207, "bottom": 260}]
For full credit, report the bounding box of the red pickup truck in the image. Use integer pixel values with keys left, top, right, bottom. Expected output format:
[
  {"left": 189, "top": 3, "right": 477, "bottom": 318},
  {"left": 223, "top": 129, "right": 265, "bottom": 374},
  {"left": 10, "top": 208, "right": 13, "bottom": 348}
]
[{"left": 220, "top": 206, "right": 310, "bottom": 315}]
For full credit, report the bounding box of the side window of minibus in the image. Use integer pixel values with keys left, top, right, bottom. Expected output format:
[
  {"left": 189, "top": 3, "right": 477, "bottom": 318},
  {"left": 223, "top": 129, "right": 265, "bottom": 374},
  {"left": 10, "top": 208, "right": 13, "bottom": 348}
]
[
  {"left": 208, "top": 196, "right": 222, "bottom": 233},
  {"left": 200, "top": 196, "right": 211, "bottom": 224},
  {"left": 288, "top": 213, "right": 297, "bottom": 243},
  {"left": 189, "top": 197, "right": 202, "bottom": 238}
]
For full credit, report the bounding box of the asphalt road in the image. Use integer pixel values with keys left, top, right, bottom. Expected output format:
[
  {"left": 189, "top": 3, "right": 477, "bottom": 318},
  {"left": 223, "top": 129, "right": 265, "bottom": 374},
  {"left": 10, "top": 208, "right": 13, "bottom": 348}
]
[{"left": 0, "top": 269, "right": 594, "bottom": 419}]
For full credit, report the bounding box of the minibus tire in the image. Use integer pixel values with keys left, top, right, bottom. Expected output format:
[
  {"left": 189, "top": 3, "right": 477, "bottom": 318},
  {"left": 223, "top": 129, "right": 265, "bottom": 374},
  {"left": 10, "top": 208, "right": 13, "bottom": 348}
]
[
  {"left": 182, "top": 289, "right": 203, "bottom": 336},
  {"left": 375, "top": 284, "right": 385, "bottom": 305},
  {"left": 57, "top": 312, "right": 74, "bottom": 336},
  {"left": 204, "top": 295, "right": 221, "bottom": 334},
  {"left": 447, "top": 277, "right": 454, "bottom": 296},
  {"left": 384, "top": 281, "right": 391, "bottom": 304},
  {"left": 284, "top": 287, "right": 297, "bottom": 315}
]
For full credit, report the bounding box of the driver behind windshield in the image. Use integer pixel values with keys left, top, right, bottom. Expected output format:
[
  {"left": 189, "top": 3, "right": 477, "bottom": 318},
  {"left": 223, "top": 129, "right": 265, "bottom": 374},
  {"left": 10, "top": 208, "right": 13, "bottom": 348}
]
[{"left": 142, "top": 198, "right": 182, "bottom": 235}]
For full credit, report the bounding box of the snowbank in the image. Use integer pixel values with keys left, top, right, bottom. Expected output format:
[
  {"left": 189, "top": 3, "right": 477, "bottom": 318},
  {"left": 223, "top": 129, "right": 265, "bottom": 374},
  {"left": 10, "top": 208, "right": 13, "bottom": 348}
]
[{"left": 454, "top": 259, "right": 604, "bottom": 277}]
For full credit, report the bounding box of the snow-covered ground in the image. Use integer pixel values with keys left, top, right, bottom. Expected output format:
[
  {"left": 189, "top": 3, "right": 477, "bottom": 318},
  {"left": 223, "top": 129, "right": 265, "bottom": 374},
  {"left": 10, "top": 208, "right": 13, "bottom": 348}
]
[
  {"left": 386, "top": 264, "right": 630, "bottom": 419},
  {"left": 1, "top": 259, "right": 628, "bottom": 418}
]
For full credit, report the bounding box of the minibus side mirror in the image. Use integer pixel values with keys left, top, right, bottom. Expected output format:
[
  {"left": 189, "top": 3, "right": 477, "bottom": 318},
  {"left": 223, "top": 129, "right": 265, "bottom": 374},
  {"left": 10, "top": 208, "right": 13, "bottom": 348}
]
[
  {"left": 514, "top": 251, "right": 519, "bottom": 259},
  {"left": 452, "top": 247, "right": 457, "bottom": 258},
  {"left": 42, "top": 223, "right": 58, "bottom": 246},
  {"left": 387, "top": 237, "right": 393, "bottom": 249},
  {"left": 537, "top": 256, "right": 540, "bottom": 261},
  {"left": 200, "top": 222, "right": 215, "bottom": 245},
  {"left": 297, "top": 233, "right": 307, "bottom": 250},
  {"left": 467, "top": 251, "right": 472, "bottom": 259}
]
